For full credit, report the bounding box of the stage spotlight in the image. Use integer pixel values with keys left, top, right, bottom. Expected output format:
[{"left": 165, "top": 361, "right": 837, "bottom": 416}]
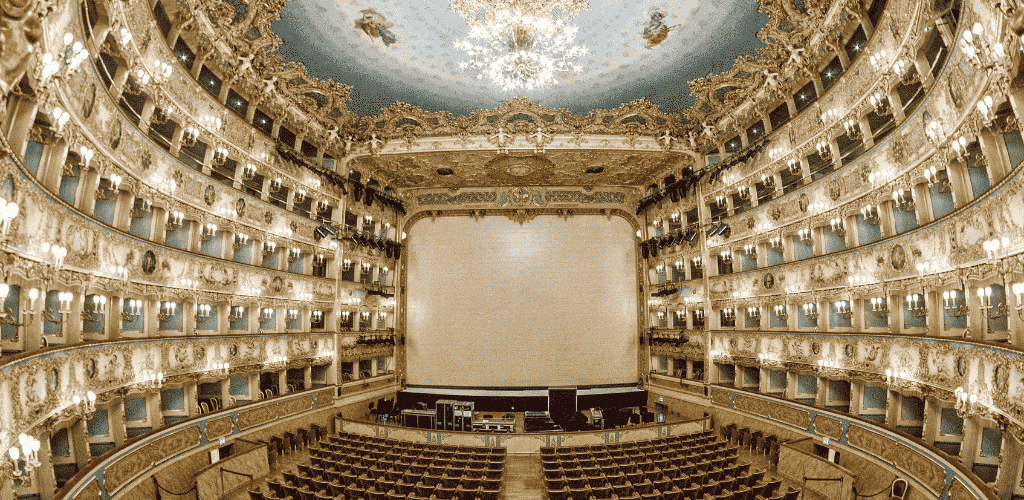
[
  {"left": 640, "top": 242, "right": 650, "bottom": 259},
  {"left": 685, "top": 229, "right": 697, "bottom": 242},
  {"left": 706, "top": 222, "right": 720, "bottom": 237}
]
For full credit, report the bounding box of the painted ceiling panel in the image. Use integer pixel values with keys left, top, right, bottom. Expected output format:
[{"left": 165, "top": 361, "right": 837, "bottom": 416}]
[{"left": 271, "top": 0, "right": 767, "bottom": 117}]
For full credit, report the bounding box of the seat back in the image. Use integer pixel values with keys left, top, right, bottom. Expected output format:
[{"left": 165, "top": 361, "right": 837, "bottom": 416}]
[{"left": 891, "top": 479, "right": 908, "bottom": 500}]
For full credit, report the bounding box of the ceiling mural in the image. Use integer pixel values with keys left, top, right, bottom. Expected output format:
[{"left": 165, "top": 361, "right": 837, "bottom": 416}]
[
  {"left": 269, "top": 0, "right": 769, "bottom": 117},
  {"left": 349, "top": 149, "right": 693, "bottom": 188}
]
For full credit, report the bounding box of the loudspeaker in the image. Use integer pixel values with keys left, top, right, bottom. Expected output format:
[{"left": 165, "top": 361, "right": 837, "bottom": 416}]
[{"left": 548, "top": 387, "right": 577, "bottom": 417}]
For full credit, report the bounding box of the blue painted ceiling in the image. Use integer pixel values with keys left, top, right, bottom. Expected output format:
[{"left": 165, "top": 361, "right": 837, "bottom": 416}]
[{"left": 270, "top": 0, "right": 768, "bottom": 117}]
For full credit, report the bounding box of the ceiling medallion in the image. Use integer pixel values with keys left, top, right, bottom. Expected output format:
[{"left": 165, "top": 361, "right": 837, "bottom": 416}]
[
  {"left": 450, "top": 0, "right": 589, "bottom": 91},
  {"left": 484, "top": 154, "right": 554, "bottom": 183}
]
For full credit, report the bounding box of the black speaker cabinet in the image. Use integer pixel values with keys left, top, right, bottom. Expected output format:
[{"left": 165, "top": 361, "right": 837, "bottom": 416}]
[{"left": 548, "top": 387, "right": 577, "bottom": 417}]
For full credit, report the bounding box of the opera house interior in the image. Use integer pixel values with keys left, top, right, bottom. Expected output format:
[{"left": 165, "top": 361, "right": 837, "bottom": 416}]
[{"left": 3, "top": 0, "right": 1024, "bottom": 498}]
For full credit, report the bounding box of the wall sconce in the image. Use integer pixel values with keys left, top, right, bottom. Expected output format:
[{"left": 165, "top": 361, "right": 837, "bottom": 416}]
[
  {"left": 672, "top": 260, "right": 684, "bottom": 271},
  {"left": 819, "top": 107, "right": 840, "bottom": 125},
  {"left": 923, "top": 166, "right": 951, "bottom": 193},
  {"left": 9, "top": 433, "right": 41, "bottom": 484},
  {"left": 655, "top": 264, "right": 665, "bottom": 276},
  {"left": 212, "top": 146, "right": 229, "bottom": 167},
  {"left": 802, "top": 303, "right": 818, "bottom": 321},
  {"left": 720, "top": 250, "right": 733, "bottom": 264},
  {"left": 130, "top": 198, "right": 152, "bottom": 219},
  {"left": 266, "top": 355, "right": 287, "bottom": 370},
  {"left": 137, "top": 370, "right": 163, "bottom": 391},
  {"left": 983, "top": 238, "right": 1010, "bottom": 260},
  {"left": 37, "top": 33, "right": 89, "bottom": 85},
  {"left": 692, "top": 257, "right": 703, "bottom": 270},
  {"left": 787, "top": 158, "right": 801, "bottom": 174},
  {"left": 869, "top": 297, "right": 888, "bottom": 315},
  {"left": 200, "top": 223, "right": 218, "bottom": 242},
  {"left": 71, "top": 391, "right": 97, "bottom": 420},
  {"left": 757, "top": 352, "right": 782, "bottom": 368},
  {"left": 943, "top": 290, "right": 968, "bottom": 318},
  {"left": 860, "top": 204, "right": 880, "bottom": 225},
  {"left": 121, "top": 299, "right": 142, "bottom": 321},
  {"left": 232, "top": 233, "right": 250, "bottom": 250},
  {"left": 977, "top": 95, "right": 996, "bottom": 127},
  {"left": 287, "top": 309, "right": 299, "bottom": 321},
  {"left": 259, "top": 307, "right": 274, "bottom": 323},
  {"left": 977, "top": 286, "right": 1007, "bottom": 320},
  {"left": 81, "top": 294, "right": 107, "bottom": 322},
  {"left": 312, "top": 310, "right": 324, "bottom": 322},
  {"left": 949, "top": 136, "right": 971, "bottom": 161},
  {"left": 747, "top": 307, "right": 760, "bottom": 320},
  {"left": 263, "top": 241, "right": 277, "bottom": 257},
  {"left": 816, "top": 358, "right": 845, "bottom": 378},
  {"left": 341, "top": 311, "right": 351, "bottom": 321},
  {"left": 241, "top": 163, "right": 257, "bottom": 181},
  {"left": 892, "top": 58, "right": 919, "bottom": 84},
  {"left": 833, "top": 300, "right": 853, "bottom": 319},
  {"left": 287, "top": 247, "right": 302, "bottom": 262},
  {"left": 815, "top": 141, "right": 832, "bottom": 161},
  {"left": 167, "top": 210, "right": 185, "bottom": 228},
  {"left": 737, "top": 185, "right": 749, "bottom": 200},
  {"left": 364, "top": 215, "right": 374, "bottom": 227},
  {"left": 768, "top": 237, "right": 782, "bottom": 251},
  {"left": 294, "top": 188, "right": 307, "bottom": 204},
  {"left": 158, "top": 301, "right": 177, "bottom": 321},
  {"left": 961, "top": 22, "right": 1006, "bottom": 71},
  {"left": 869, "top": 91, "right": 891, "bottom": 116},
  {"left": 206, "top": 361, "right": 229, "bottom": 377},
  {"left": 50, "top": 106, "right": 71, "bottom": 134},
  {"left": 269, "top": 177, "right": 283, "bottom": 193},
  {"left": 869, "top": 49, "right": 889, "bottom": 72},
  {"left": 714, "top": 195, "right": 727, "bottom": 209},
  {"left": 152, "top": 99, "right": 173, "bottom": 125},
  {"left": 183, "top": 124, "right": 199, "bottom": 147},
  {"left": 797, "top": 228, "right": 813, "bottom": 244},
  {"left": 44, "top": 291, "right": 74, "bottom": 323},
  {"left": 925, "top": 119, "right": 944, "bottom": 146},
  {"left": 829, "top": 218, "right": 846, "bottom": 237},
  {"left": 772, "top": 305, "right": 788, "bottom": 321},
  {"left": 342, "top": 259, "right": 353, "bottom": 271},
  {"left": 905, "top": 293, "right": 927, "bottom": 318},
  {"left": 760, "top": 173, "right": 775, "bottom": 189},
  {"left": 195, "top": 304, "right": 212, "bottom": 321},
  {"left": 721, "top": 308, "right": 735, "bottom": 322},
  {"left": 842, "top": 118, "right": 862, "bottom": 141},
  {"left": 743, "top": 244, "right": 756, "bottom": 257},
  {"left": 892, "top": 189, "right": 914, "bottom": 212},
  {"left": 229, "top": 306, "right": 246, "bottom": 321},
  {"left": 953, "top": 387, "right": 984, "bottom": 418}
]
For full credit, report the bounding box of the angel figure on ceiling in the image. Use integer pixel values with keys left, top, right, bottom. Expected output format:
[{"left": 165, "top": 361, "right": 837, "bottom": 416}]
[
  {"left": 355, "top": 9, "right": 397, "bottom": 47},
  {"left": 643, "top": 9, "right": 679, "bottom": 50}
]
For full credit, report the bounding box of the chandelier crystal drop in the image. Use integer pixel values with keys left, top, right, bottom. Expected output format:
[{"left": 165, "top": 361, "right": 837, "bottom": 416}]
[{"left": 450, "top": 0, "right": 590, "bottom": 91}]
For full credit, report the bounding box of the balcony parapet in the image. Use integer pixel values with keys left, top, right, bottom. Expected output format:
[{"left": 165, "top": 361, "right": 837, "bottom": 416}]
[{"left": 708, "top": 330, "right": 1024, "bottom": 441}]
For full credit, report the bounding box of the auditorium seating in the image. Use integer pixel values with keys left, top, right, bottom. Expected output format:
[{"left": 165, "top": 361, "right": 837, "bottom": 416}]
[
  {"left": 253, "top": 431, "right": 505, "bottom": 500},
  {"left": 541, "top": 430, "right": 789, "bottom": 500}
]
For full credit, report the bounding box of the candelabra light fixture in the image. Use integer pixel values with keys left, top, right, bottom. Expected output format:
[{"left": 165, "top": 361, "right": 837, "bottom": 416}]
[
  {"left": 233, "top": 233, "right": 250, "bottom": 250},
  {"left": 692, "top": 257, "right": 703, "bottom": 270},
  {"left": 721, "top": 307, "right": 736, "bottom": 322},
  {"left": 834, "top": 300, "right": 853, "bottom": 319},
  {"left": 167, "top": 210, "right": 185, "bottom": 228},
  {"left": 949, "top": 135, "right": 972, "bottom": 161},
  {"left": 842, "top": 118, "right": 862, "bottom": 141},
  {"left": 773, "top": 304, "right": 788, "bottom": 321},
  {"left": 263, "top": 241, "right": 278, "bottom": 257},
  {"left": 137, "top": 370, "right": 163, "bottom": 391},
  {"left": 977, "top": 95, "right": 996, "bottom": 127},
  {"left": 815, "top": 140, "right": 832, "bottom": 161},
  {"left": 860, "top": 204, "right": 880, "bottom": 226},
  {"left": 200, "top": 223, "right": 218, "bottom": 242},
  {"left": 71, "top": 391, "right": 97, "bottom": 420},
  {"left": 269, "top": 177, "right": 283, "bottom": 193},
  {"left": 923, "top": 166, "right": 950, "bottom": 192},
  {"left": 977, "top": 286, "right": 1007, "bottom": 319},
  {"left": 43, "top": 291, "right": 74, "bottom": 323},
  {"left": 760, "top": 173, "right": 775, "bottom": 189},
  {"left": 758, "top": 352, "right": 783, "bottom": 368},
  {"left": 943, "top": 289, "right": 969, "bottom": 318},
  {"left": 746, "top": 306, "right": 761, "bottom": 320},
  {"left": 81, "top": 294, "right": 107, "bottom": 322},
  {"left": 925, "top": 119, "right": 944, "bottom": 146},
  {"left": 829, "top": 217, "right": 846, "bottom": 237},
  {"left": 241, "top": 163, "right": 257, "bottom": 181},
  {"left": 743, "top": 244, "right": 756, "bottom": 257},
  {"left": 983, "top": 237, "right": 1010, "bottom": 260},
  {"left": 893, "top": 58, "right": 920, "bottom": 84},
  {"left": 797, "top": 228, "right": 813, "bottom": 244},
  {"left": 37, "top": 33, "right": 89, "bottom": 85},
  {"left": 802, "top": 303, "right": 819, "bottom": 321},
  {"left": 869, "top": 91, "right": 891, "bottom": 116},
  {"left": 212, "top": 146, "right": 229, "bottom": 167},
  {"left": 708, "top": 349, "right": 731, "bottom": 363},
  {"left": 265, "top": 355, "right": 287, "bottom": 370},
  {"left": 229, "top": 305, "right": 246, "bottom": 321},
  {"left": 737, "top": 185, "right": 750, "bottom": 200},
  {"left": 260, "top": 307, "right": 274, "bottom": 323},
  {"left": 787, "top": 158, "right": 801, "bottom": 174},
  {"left": 9, "top": 433, "right": 41, "bottom": 484},
  {"left": 884, "top": 367, "right": 918, "bottom": 391},
  {"left": 954, "top": 386, "right": 993, "bottom": 419},
  {"left": 194, "top": 303, "right": 212, "bottom": 321},
  {"left": 892, "top": 189, "right": 915, "bottom": 212},
  {"left": 122, "top": 299, "right": 143, "bottom": 321},
  {"left": 183, "top": 124, "right": 199, "bottom": 147},
  {"left": 768, "top": 237, "right": 783, "bottom": 250},
  {"left": 720, "top": 250, "right": 733, "bottom": 265},
  {"left": 816, "top": 358, "right": 845, "bottom": 378},
  {"left": 288, "top": 247, "right": 302, "bottom": 262},
  {"left": 906, "top": 293, "right": 927, "bottom": 318},
  {"left": 961, "top": 22, "right": 1007, "bottom": 71},
  {"left": 206, "top": 361, "right": 229, "bottom": 377},
  {"left": 157, "top": 301, "right": 178, "bottom": 321},
  {"left": 287, "top": 308, "right": 300, "bottom": 321}
]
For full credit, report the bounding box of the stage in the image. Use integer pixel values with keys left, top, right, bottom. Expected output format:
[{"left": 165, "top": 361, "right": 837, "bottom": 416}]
[{"left": 394, "top": 384, "right": 648, "bottom": 415}]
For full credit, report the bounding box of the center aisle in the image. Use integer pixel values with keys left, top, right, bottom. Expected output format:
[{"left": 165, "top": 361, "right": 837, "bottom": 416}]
[{"left": 502, "top": 453, "right": 545, "bottom": 500}]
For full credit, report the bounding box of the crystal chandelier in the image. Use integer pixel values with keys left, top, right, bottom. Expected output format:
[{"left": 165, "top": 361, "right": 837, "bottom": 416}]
[{"left": 451, "top": 0, "right": 590, "bottom": 91}]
